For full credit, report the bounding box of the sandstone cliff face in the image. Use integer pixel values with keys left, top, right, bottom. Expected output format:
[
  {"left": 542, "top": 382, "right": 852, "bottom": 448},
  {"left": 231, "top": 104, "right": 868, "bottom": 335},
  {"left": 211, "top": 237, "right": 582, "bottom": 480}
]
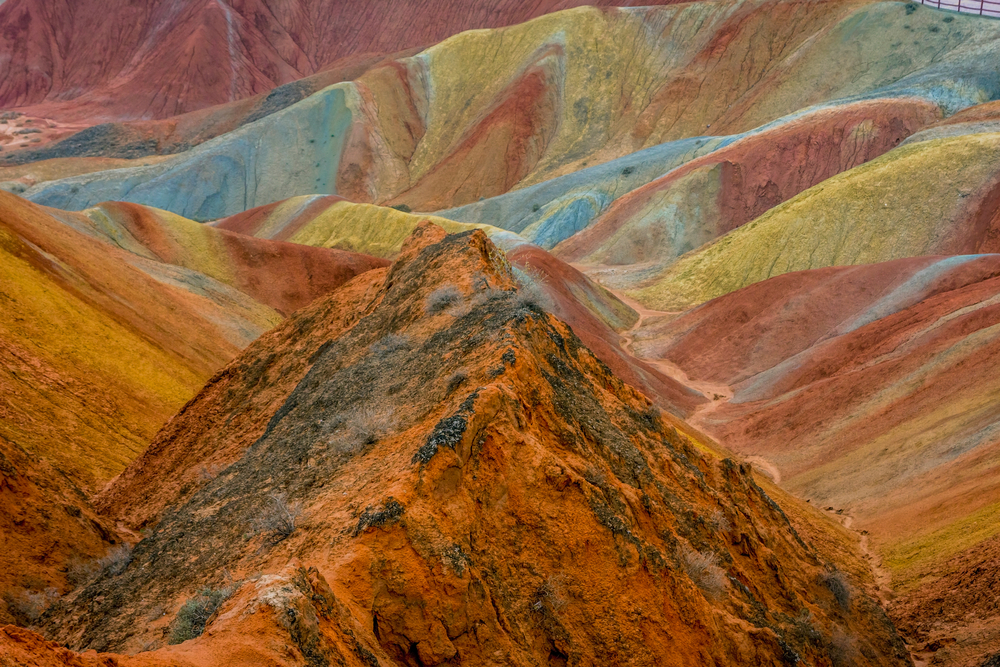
[{"left": 30, "top": 225, "right": 910, "bottom": 666}]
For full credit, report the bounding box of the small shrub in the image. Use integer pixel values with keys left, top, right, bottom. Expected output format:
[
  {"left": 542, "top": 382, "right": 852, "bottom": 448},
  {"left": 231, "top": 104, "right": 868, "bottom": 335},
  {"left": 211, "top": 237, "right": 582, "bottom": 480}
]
[
  {"left": 515, "top": 287, "right": 546, "bottom": 310},
  {"left": 3, "top": 588, "right": 59, "bottom": 625},
  {"left": 446, "top": 370, "right": 468, "bottom": 394},
  {"left": 251, "top": 493, "right": 301, "bottom": 546},
  {"left": 822, "top": 570, "right": 851, "bottom": 611},
  {"left": 532, "top": 576, "right": 567, "bottom": 614},
  {"left": 828, "top": 627, "right": 858, "bottom": 667},
  {"left": 344, "top": 406, "right": 396, "bottom": 448},
  {"left": 370, "top": 333, "right": 411, "bottom": 355},
  {"left": 679, "top": 545, "right": 728, "bottom": 598},
  {"left": 708, "top": 509, "right": 731, "bottom": 533},
  {"left": 98, "top": 544, "right": 133, "bottom": 577},
  {"left": 531, "top": 203, "right": 541, "bottom": 212},
  {"left": 390, "top": 204, "right": 411, "bottom": 213},
  {"left": 170, "top": 586, "right": 235, "bottom": 644},
  {"left": 905, "top": 1, "right": 917, "bottom": 13},
  {"left": 512, "top": 266, "right": 549, "bottom": 311},
  {"left": 473, "top": 287, "right": 509, "bottom": 307},
  {"left": 622, "top": 165, "right": 635, "bottom": 176},
  {"left": 353, "top": 498, "right": 405, "bottom": 536},
  {"left": 65, "top": 556, "right": 99, "bottom": 587},
  {"left": 425, "top": 286, "right": 462, "bottom": 315}
]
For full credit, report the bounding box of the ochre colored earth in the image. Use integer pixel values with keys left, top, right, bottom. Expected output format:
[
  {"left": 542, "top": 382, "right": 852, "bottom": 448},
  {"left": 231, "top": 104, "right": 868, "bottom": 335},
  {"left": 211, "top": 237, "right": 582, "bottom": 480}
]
[
  {"left": 7, "top": 225, "right": 911, "bottom": 666},
  {"left": 0, "top": 190, "right": 386, "bottom": 623},
  {"left": 7, "top": 1, "right": 1000, "bottom": 665}
]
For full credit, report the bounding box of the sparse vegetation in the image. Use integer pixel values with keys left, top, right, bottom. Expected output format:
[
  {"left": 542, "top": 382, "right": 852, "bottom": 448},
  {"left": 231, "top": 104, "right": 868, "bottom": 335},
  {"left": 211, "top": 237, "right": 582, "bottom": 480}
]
[
  {"left": 679, "top": 545, "right": 728, "bottom": 598},
  {"left": 822, "top": 569, "right": 851, "bottom": 611},
  {"left": 370, "top": 333, "right": 411, "bottom": 355},
  {"left": 2, "top": 587, "right": 59, "bottom": 626},
  {"left": 251, "top": 493, "right": 301, "bottom": 546},
  {"left": 169, "top": 585, "right": 236, "bottom": 644},
  {"left": 426, "top": 285, "right": 462, "bottom": 314},
  {"left": 324, "top": 404, "right": 397, "bottom": 454},
  {"left": 344, "top": 406, "right": 396, "bottom": 448},
  {"left": 65, "top": 555, "right": 99, "bottom": 587},
  {"left": 532, "top": 576, "right": 568, "bottom": 614},
  {"left": 98, "top": 543, "right": 133, "bottom": 577},
  {"left": 828, "top": 627, "right": 858, "bottom": 667},
  {"left": 532, "top": 203, "right": 541, "bottom": 212},
  {"left": 353, "top": 498, "right": 405, "bottom": 536},
  {"left": 708, "top": 509, "right": 731, "bottom": 532},
  {"left": 66, "top": 544, "right": 132, "bottom": 588},
  {"left": 465, "top": 284, "right": 511, "bottom": 315},
  {"left": 446, "top": 370, "right": 468, "bottom": 393},
  {"left": 622, "top": 165, "right": 635, "bottom": 176},
  {"left": 390, "top": 204, "right": 412, "bottom": 213},
  {"left": 512, "top": 265, "right": 549, "bottom": 311}
]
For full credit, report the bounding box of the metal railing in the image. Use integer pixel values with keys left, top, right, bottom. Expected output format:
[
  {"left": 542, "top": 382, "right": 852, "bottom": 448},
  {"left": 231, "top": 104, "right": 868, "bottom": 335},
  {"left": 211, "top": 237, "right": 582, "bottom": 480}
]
[{"left": 916, "top": 0, "right": 1000, "bottom": 17}]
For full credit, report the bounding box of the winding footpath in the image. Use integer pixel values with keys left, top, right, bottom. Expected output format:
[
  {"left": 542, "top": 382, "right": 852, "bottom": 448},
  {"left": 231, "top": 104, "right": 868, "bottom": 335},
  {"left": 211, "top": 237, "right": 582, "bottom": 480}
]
[{"left": 598, "top": 275, "right": 922, "bottom": 662}]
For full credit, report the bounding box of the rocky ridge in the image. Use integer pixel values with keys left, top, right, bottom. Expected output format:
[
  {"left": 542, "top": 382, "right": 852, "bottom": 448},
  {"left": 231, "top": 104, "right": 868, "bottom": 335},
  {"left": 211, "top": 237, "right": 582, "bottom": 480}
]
[{"left": 13, "top": 224, "right": 911, "bottom": 666}]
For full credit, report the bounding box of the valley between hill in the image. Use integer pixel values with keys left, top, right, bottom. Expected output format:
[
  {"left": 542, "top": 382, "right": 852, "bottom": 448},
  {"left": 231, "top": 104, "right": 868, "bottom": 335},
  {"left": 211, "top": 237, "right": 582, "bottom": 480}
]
[{"left": 2, "top": 0, "right": 1000, "bottom": 665}]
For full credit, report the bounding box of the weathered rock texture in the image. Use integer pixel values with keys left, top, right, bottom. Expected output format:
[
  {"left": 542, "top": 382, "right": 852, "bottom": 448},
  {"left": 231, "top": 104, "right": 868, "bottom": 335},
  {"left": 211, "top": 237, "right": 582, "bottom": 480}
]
[
  {"left": 629, "top": 254, "right": 1000, "bottom": 665},
  {"left": 23, "top": 0, "right": 1000, "bottom": 222},
  {"left": 24, "top": 226, "right": 911, "bottom": 666},
  {"left": 211, "top": 199, "right": 707, "bottom": 415},
  {"left": 0, "top": 191, "right": 385, "bottom": 620},
  {"left": 0, "top": 0, "right": 688, "bottom": 123}
]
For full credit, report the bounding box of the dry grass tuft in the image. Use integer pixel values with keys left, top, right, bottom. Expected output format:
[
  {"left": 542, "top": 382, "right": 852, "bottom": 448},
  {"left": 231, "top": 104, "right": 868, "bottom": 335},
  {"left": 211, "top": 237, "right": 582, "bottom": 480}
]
[{"left": 679, "top": 545, "right": 728, "bottom": 598}]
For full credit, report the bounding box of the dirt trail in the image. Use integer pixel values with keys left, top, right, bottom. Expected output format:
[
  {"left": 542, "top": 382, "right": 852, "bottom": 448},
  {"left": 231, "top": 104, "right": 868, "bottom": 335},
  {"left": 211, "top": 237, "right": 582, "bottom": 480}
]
[
  {"left": 606, "top": 286, "right": 733, "bottom": 426},
  {"left": 821, "top": 509, "right": 921, "bottom": 664},
  {"left": 823, "top": 510, "right": 895, "bottom": 601},
  {"left": 596, "top": 275, "right": 918, "bottom": 660}
]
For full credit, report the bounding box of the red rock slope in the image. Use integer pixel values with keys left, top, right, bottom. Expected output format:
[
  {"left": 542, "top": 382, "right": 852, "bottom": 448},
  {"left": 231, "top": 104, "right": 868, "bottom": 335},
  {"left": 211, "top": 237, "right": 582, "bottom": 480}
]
[
  {"left": 29, "top": 224, "right": 911, "bottom": 665},
  {"left": 0, "top": 191, "right": 386, "bottom": 624},
  {"left": 553, "top": 98, "right": 940, "bottom": 269},
  {"left": 630, "top": 254, "right": 1000, "bottom": 665},
  {"left": 0, "top": 0, "right": 690, "bottom": 123}
]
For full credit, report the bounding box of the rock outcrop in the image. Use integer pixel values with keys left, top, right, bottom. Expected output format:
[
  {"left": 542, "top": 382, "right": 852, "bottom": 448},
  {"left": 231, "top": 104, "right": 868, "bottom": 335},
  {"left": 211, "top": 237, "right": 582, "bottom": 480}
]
[
  {"left": 0, "top": 191, "right": 386, "bottom": 620},
  {"left": 28, "top": 225, "right": 911, "bottom": 666}
]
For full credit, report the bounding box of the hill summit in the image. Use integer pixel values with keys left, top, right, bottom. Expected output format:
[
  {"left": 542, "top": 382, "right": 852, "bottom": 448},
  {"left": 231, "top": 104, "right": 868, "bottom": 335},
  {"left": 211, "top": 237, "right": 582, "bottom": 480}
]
[{"left": 3, "top": 224, "right": 908, "bottom": 666}]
